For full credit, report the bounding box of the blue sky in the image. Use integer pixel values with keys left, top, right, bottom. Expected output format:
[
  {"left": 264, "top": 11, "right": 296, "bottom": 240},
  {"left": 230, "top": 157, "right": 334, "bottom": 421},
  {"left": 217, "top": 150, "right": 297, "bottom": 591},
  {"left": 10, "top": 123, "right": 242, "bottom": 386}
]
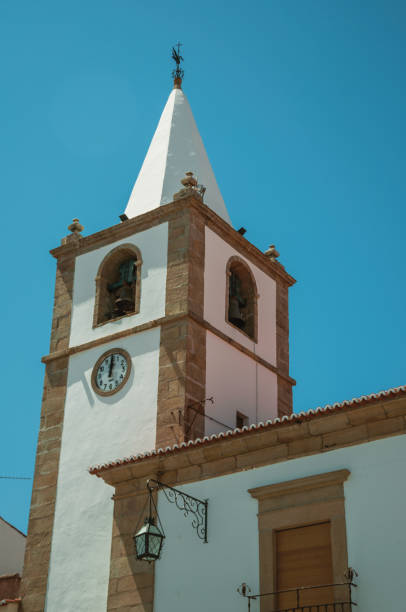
[{"left": 0, "top": 0, "right": 405, "bottom": 532}]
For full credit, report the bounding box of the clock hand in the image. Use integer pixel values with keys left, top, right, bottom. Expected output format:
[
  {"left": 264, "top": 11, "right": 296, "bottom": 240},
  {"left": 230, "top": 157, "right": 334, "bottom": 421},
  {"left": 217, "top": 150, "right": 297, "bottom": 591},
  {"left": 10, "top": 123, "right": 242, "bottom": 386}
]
[{"left": 108, "top": 355, "right": 114, "bottom": 378}]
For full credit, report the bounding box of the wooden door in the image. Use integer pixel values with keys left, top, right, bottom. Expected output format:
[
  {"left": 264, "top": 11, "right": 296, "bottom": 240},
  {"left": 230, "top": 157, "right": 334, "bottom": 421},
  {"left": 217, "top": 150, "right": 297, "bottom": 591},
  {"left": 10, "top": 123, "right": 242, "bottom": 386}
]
[{"left": 275, "top": 522, "right": 334, "bottom": 610}]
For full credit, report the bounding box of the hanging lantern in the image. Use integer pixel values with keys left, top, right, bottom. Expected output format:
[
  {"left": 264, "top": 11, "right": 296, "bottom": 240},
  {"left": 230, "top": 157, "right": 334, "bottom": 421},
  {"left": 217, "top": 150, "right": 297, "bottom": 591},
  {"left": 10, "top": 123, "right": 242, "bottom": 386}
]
[
  {"left": 134, "top": 479, "right": 208, "bottom": 563},
  {"left": 134, "top": 483, "right": 165, "bottom": 562},
  {"left": 134, "top": 517, "right": 165, "bottom": 562}
]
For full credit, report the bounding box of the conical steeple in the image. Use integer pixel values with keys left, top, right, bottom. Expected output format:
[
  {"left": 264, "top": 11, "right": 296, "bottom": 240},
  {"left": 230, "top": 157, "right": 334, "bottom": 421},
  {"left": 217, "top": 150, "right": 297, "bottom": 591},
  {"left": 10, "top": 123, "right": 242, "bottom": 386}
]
[{"left": 124, "top": 83, "right": 231, "bottom": 225}]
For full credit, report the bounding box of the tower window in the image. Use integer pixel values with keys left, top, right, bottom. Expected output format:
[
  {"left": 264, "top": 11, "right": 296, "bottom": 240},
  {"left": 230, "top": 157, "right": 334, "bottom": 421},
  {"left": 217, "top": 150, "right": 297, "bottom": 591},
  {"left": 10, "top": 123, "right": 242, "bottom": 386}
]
[
  {"left": 226, "top": 256, "right": 258, "bottom": 341},
  {"left": 93, "top": 244, "right": 142, "bottom": 326},
  {"left": 236, "top": 411, "right": 248, "bottom": 429}
]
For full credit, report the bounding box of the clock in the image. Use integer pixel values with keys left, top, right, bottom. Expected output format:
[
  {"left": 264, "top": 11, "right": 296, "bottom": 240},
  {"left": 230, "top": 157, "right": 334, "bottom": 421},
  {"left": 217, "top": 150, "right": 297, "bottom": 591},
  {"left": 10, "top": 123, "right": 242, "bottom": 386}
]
[{"left": 91, "top": 348, "right": 131, "bottom": 396}]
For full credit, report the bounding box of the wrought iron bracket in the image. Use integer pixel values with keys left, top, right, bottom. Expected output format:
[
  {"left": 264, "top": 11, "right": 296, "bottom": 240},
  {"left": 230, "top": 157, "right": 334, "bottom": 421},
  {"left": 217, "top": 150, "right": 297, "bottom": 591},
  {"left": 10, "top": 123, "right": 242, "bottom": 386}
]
[{"left": 147, "top": 479, "right": 208, "bottom": 543}]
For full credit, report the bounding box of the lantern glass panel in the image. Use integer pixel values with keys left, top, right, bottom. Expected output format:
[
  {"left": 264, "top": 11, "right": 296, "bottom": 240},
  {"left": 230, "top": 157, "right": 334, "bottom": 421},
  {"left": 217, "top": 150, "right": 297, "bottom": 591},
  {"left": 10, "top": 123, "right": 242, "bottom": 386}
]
[
  {"left": 134, "top": 518, "right": 164, "bottom": 561},
  {"left": 135, "top": 533, "right": 146, "bottom": 557},
  {"left": 149, "top": 533, "right": 163, "bottom": 557}
]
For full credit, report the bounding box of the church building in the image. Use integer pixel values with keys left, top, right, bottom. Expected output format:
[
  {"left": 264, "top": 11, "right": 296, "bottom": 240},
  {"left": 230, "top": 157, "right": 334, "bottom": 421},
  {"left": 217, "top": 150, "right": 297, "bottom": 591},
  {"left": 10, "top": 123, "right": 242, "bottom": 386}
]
[{"left": 19, "top": 55, "right": 406, "bottom": 612}]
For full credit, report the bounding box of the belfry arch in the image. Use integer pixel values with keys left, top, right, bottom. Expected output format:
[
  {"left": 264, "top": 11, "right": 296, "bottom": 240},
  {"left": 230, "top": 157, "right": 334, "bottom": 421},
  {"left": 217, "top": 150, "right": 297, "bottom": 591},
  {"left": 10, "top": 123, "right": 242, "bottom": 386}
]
[
  {"left": 93, "top": 243, "right": 142, "bottom": 326},
  {"left": 226, "top": 255, "right": 258, "bottom": 342}
]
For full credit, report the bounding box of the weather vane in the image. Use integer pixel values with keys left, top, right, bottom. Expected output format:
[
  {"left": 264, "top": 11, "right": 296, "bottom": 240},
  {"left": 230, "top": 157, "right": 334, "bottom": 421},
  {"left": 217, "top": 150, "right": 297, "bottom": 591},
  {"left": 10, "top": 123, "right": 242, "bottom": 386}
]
[{"left": 171, "top": 42, "right": 184, "bottom": 82}]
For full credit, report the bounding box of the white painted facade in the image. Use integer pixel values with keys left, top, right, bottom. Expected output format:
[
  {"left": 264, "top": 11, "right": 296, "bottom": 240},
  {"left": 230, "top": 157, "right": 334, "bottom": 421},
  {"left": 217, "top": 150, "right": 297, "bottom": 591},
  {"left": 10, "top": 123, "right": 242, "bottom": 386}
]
[
  {"left": 46, "top": 329, "right": 161, "bottom": 611},
  {"left": 0, "top": 517, "right": 26, "bottom": 575},
  {"left": 154, "top": 434, "right": 406, "bottom": 612},
  {"left": 69, "top": 223, "right": 168, "bottom": 347},
  {"left": 46, "top": 221, "right": 169, "bottom": 611},
  {"left": 124, "top": 88, "right": 231, "bottom": 225},
  {"left": 204, "top": 227, "right": 278, "bottom": 430}
]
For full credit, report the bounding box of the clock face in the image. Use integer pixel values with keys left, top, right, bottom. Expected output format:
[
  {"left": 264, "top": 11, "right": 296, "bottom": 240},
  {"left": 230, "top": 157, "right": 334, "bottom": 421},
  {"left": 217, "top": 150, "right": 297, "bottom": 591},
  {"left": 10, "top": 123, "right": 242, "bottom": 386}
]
[{"left": 91, "top": 349, "right": 131, "bottom": 396}]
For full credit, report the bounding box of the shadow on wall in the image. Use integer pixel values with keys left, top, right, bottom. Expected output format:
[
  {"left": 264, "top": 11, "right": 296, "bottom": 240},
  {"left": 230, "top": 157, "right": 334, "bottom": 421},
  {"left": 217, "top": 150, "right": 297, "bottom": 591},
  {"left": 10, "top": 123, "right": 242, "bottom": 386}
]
[
  {"left": 79, "top": 364, "right": 135, "bottom": 409},
  {"left": 109, "top": 492, "right": 155, "bottom": 609}
]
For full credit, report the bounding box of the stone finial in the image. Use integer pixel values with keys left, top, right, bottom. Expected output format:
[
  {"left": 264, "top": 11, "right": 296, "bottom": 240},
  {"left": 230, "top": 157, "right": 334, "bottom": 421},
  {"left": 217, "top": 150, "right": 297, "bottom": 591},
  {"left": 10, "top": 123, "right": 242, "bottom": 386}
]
[
  {"left": 264, "top": 244, "right": 280, "bottom": 262},
  {"left": 61, "top": 218, "right": 84, "bottom": 245},
  {"left": 173, "top": 172, "right": 206, "bottom": 202},
  {"left": 68, "top": 218, "right": 84, "bottom": 235},
  {"left": 181, "top": 171, "right": 198, "bottom": 188}
]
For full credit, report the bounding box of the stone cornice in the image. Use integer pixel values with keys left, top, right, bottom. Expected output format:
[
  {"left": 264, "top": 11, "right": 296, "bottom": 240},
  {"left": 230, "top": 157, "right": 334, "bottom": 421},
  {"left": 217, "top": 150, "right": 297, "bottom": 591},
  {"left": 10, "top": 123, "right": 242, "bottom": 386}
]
[
  {"left": 50, "top": 202, "right": 179, "bottom": 260},
  {"left": 50, "top": 197, "right": 296, "bottom": 287},
  {"left": 248, "top": 469, "right": 350, "bottom": 500},
  {"left": 41, "top": 313, "right": 183, "bottom": 363},
  {"left": 90, "top": 393, "right": 406, "bottom": 493},
  {"left": 40, "top": 311, "right": 295, "bottom": 385},
  {"left": 190, "top": 313, "right": 296, "bottom": 385}
]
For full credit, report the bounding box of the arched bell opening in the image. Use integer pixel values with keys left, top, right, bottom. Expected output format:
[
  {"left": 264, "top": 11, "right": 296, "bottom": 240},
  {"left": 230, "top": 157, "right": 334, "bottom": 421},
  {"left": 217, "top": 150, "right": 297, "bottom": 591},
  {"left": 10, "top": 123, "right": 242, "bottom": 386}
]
[
  {"left": 93, "top": 244, "right": 142, "bottom": 327},
  {"left": 226, "top": 256, "right": 258, "bottom": 342}
]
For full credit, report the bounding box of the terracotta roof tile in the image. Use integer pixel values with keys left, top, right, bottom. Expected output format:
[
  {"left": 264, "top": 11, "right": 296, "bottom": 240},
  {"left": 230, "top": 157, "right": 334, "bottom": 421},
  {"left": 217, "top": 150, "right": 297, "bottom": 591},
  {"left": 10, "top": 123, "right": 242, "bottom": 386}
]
[{"left": 89, "top": 384, "right": 406, "bottom": 475}]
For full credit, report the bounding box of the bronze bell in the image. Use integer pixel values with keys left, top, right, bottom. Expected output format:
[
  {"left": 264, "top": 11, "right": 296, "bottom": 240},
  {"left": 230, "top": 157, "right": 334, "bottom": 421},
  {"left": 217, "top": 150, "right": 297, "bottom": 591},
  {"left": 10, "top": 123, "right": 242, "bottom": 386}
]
[
  {"left": 228, "top": 296, "right": 245, "bottom": 329},
  {"left": 114, "top": 282, "right": 134, "bottom": 315}
]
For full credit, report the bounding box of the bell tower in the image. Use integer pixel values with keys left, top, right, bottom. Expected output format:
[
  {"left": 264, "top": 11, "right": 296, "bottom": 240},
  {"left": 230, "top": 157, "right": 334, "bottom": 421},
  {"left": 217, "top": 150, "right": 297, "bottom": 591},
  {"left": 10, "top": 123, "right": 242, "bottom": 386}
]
[{"left": 21, "top": 61, "right": 295, "bottom": 612}]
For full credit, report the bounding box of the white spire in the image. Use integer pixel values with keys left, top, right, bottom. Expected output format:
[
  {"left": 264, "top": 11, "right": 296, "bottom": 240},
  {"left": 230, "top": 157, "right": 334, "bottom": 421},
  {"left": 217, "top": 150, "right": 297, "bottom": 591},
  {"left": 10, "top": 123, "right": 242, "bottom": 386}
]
[{"left": 124, "top": 85, "right": 231, "bottom": 225}]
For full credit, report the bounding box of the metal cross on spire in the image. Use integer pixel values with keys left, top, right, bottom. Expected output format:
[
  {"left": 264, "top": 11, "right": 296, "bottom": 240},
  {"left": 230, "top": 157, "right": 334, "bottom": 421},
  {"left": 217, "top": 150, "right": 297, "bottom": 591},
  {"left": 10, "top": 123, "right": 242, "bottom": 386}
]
[{"left": 171, "top": 42, "right": 184, "bottom": 82}]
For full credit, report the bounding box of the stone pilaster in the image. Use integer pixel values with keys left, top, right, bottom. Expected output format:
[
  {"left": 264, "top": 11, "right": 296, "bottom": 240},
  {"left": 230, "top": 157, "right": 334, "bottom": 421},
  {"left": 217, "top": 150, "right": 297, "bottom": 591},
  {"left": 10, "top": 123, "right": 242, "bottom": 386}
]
[
  {"left": 276, "top": 281, "right": 293, "bottom": 417},
  {"left": 156, "top": 200, "right": 207, "bottom": 450},
  {"left": 107, "top": 489, "right": 155, "bottom": 612},
  {"left": 20, "top": 248, "right": 77, "bottom": 612}
]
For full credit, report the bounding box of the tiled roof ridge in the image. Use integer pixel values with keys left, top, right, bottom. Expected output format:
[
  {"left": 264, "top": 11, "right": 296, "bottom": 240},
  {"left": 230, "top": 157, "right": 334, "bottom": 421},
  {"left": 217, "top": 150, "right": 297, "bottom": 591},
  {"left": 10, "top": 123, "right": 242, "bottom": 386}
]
[{"left": 89, "top": 384, "right": 406, "bottom": 475}]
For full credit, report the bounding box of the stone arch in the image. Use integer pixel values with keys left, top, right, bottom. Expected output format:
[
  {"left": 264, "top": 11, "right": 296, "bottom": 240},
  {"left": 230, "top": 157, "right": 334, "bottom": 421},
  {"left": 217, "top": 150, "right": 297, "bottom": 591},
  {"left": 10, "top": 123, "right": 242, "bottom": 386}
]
[
  {"left": 93, "top": 243, "right": 142, "bottom": 327},
  {"left": 225, "top": 255, "right": 258, "bottom": 342}
]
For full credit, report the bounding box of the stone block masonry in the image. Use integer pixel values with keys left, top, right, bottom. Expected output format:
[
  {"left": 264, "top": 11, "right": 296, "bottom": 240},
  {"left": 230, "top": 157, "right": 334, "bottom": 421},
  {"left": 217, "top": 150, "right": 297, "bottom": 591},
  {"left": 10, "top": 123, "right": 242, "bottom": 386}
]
[
  {"left": 156, "top": 205, "right": 206, "bottom": 449},
  {"left": 20, "top": 247, "right": 76, "bottom": 612}
]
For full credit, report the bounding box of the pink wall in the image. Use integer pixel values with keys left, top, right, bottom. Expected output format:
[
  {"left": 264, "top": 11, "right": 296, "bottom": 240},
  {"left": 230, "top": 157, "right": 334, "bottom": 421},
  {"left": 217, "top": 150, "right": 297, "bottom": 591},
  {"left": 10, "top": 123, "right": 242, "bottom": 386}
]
[
  {"left": 203, "top": 227, "right": 279, "bottom": 433},
  {"left": 204, "top": 227, "right": 276, "bottom": 365},
  {"left": 205, "top": 331, "right": 278, "bottom": 436}
]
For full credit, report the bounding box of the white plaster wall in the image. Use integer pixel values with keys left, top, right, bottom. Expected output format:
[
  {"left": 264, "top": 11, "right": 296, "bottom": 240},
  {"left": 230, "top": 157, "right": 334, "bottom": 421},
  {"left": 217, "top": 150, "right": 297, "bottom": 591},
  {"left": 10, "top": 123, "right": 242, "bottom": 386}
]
[
  {"left": 205, "top": 331, "right": 278, "bottom": 434},
  {"left": 154, "top": 434, "right": 406, "bottom": 612},
  {"left": 204, "top": 227, "right": 276, "bottom": 365},
  {"left": 45, "top": 329, "right": 160, "bottom": 612},
  {"left": 69, "top": 222, "right": 168, "bottom": 347},
  {"left": 0, "top": 518, "right": 26, "bottom": 575}
]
